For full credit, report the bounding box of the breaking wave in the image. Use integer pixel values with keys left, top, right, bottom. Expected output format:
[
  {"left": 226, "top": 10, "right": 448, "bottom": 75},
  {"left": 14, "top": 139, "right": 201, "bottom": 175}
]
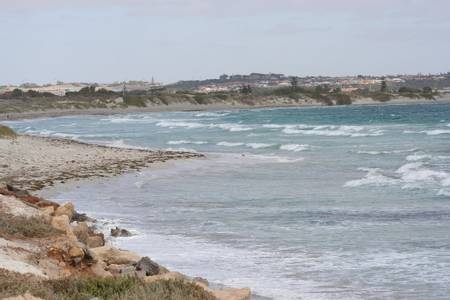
[
  {"left": 266, "top": 124, "right": 384, "bottom": 137},
  {"left": 167, "top": 140, "right": 208, "bottom": 145},
  {"left": 279, "top": 144, "right": 310, "bottom": 152}
]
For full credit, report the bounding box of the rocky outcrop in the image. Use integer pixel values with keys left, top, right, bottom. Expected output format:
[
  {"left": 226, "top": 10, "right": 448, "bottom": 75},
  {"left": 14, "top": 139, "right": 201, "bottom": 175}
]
[
  {"left": 54, "top": 202, "right": 75, "bottom": 220},
  {"left": 110, "top": 226, "right": 132, "bottom": 237},
  {"left": 3, "top": 292, "right": 44, "bottom": 300},
  {"left": 0, "top": 190, "right": 252, "bottom": 300},
  {"left": 89, "top": 246, "right": 140, "bottom": 265},
  {"left": 210, "top": 288, "right": 252, "bottom": 300},
  {"left": 135, "top": 256, "right": 160, "bottom": 276},
  {"left": 51, "top": 215, "right": 73, "bottom": 236}
]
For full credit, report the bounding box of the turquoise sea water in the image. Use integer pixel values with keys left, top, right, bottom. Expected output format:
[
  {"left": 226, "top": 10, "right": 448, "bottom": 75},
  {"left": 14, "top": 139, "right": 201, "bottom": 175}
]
[{"left": 5, "top": 103, "right": 450, "bottom": 299}]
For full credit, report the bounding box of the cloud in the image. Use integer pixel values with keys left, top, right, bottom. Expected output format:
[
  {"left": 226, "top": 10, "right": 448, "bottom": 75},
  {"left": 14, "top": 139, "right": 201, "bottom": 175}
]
[{"left": 3, "top": 0, "right": 450, "bottom": 21}]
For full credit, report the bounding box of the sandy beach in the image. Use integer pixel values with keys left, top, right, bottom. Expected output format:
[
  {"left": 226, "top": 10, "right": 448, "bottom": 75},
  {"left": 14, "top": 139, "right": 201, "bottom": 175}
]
[
  {"left": 0, "top": 135, "right": 203, "bottom": 191},
  {"left": 0, "top": 133, "right": 253, "bottom": 299}
]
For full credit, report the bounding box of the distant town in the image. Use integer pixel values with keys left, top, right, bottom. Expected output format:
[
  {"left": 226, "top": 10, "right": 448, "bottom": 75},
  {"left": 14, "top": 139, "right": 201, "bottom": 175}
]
[{"left": 1, "top": 72, "right": 450, "bottom": 97}]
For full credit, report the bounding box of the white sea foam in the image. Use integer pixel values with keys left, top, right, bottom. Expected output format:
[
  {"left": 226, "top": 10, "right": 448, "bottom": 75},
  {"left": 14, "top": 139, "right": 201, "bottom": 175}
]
[
  {"left": 194, "top": 112, "right": 230, "bottom": 117},
  {"left": 423, "top": 129, "right": 450, "bottom": 135},
  {"left": 165, "top": 147, "right": 198, "bottom": 152},
  {"left": 278, "top": 124, "right": 384, "bottom": 137},
  {"left": 406, "top": 153, "right": 433, "bottom": 161},
  {"left": 106, "top": 139, "right": 146, "bottom": 150},
  {"left": 246, "top": 154, "right": 304, "bottom": 163},
  {"left": 216, "top": 142, "right": 244, "bottom": 147},
  {"left": 280, "top": 144, "right": 310, "bottom": 152},
  {"left": 156, "top": 121, "right": 252, "bottom": 132},
  {"left": 245, "top": 143, "right": 275, "bottom": 149},
  {"left": 156, "top": 120, "right": 205, "bottom": 129},
  {"left": 437, "top": 189, "right": 450, "bottom": 196},
  {"left": 102, "top": 116, "right": 156, "bottom": 124},
  {"left": 396, "top": 162, "right": 450, "bottom": 190},
  {"left": 215, "top": 123, "right": 252, "bottom": 132},
  {"left": 344, "top": 168, "right": 398, "bottom": 187},
  {"left": 167, "top": 140, "right": 208, "bottom": 145},
  {"left": 356, "top": 148, "right": 418, "bottom": 155}
]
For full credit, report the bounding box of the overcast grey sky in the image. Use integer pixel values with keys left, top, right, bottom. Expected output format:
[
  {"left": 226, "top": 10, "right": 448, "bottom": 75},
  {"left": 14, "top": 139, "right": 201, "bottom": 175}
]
[{"left": 1, "top": 0, "right": 450, "bottom": 84}]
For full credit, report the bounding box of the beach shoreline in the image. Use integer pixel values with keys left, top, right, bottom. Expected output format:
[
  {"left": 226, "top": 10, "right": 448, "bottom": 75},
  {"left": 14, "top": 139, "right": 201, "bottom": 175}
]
[
  {"left": 0, "top": 133, "right": 255, "bottom": 299},
  {"left": 1, "top": 96, "right": 449, "bottom": 121},
  {"left": 0, "top": 134, "right": 204, "bottom": 191}
]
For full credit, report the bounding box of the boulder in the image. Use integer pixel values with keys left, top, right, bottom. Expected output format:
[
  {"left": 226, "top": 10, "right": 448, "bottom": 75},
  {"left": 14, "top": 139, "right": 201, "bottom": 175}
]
[
  {"left": 54, "top": 202, "right": 75, "bottom": 220},
  {"left": 51, "top": 215, "right": 71, "bottom": 233},
  {"left": 86, "top": 234, "right": 105, "bottom": 248},
  {"left": 193, "top": 277, "right": 209, "bottom": 288},
  {"left": 68, "top": 246, "right": 85, "bottom": 265},
  {"left": 110, "top": 226, "right": 132, "bottom": 237},
  {"left": 72, "top": 212, "right": 95, "bottom": 223},
  {"left": 40, "top": 206, "right": 54, "bottom": 216},
  {"left": 89, "top": 246, "right": 140, "bottom": 265},
  {"left": 144, "top": 271, "right": 188, "bottom": 284},
  {"left": 91, "top": 261, "right": 112, "bottom": 277},
  {"left": 3, "top": 292, "right": 44, "bottom": 300},
  {"left": 135, "top": 256, "right": 160, "bottom": 276},
  {"left": 72, "top": 222, "right": 89, "bottom": 244},
  {"left": 210, "top": 288, "right": 251, "bottom": 300}
]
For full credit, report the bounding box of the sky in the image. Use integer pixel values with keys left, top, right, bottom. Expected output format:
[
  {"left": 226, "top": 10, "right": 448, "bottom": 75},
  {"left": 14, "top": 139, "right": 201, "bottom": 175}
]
[{"left": 1, "top": 0, "right": 450, "bottom": 85}]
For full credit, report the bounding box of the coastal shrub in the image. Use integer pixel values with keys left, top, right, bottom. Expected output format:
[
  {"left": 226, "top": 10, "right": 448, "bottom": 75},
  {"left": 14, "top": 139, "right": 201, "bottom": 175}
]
[
  {"left": 0, "top": 270, "right": 216, "bottom": 300},
  {"left": 0, "top": 213, "right": 62, "bottom": 239},
  {"left": 0, "top": 125, "right": 16, "bottom": 139},
  {"left": 333, "top": 93, "right": 352, "bottom": 105},
  {"left": 124, "top": 95, "right": 147, "bottom": 107},
  {"left": 370, "top": 92, "right": 392, "bottom": 102},
  {"left": 193, "top": 94, "right": 210, "bottom": 105}
]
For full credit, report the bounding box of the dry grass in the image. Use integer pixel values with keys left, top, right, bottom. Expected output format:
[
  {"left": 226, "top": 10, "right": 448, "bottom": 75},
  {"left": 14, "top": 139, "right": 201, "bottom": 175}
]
[
  {"left": 0, "top": 213, "right": 62, "bottom": 239},
  {"left": 0, "top": 270, "right": 217, "bottom": 300},
  {"left": 0, "top": 125, "right": 16, "bottom": 139}
]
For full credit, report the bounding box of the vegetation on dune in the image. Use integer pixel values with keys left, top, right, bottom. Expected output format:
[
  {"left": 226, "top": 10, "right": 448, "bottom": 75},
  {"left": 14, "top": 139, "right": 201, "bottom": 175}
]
[
  {"left": 0, "top": 213, "right": 62, "bottom": 239},
  {"left": 123, "top": 95, "right": 148, "bottom": 107},
  {"left": 0, "top": 83, "right": 443, "bottom": 115},
  {"left": 398, "top": 86, "right": 437, "bottom": 100},
  {"left": 0, "top": 125, "right": 17, "bottom": 139},
  {"left": 0, "top": 270, "right": 216, "bottom": 300}
]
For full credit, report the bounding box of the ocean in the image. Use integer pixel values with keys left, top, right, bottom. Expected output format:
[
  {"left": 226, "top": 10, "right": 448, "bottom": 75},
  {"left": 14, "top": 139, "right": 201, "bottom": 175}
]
[{"left": 6, "top": 103, "right": 450, "bottom": 299}]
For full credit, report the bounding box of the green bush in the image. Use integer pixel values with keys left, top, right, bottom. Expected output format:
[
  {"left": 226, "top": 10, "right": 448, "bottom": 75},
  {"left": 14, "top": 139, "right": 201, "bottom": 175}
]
[
  {"left": 333, "top": 93, "right": 352, "bottom": 105},
  {"left": 0, "top": 270, "right": 216, "bottom": 300},
  {"left": 0, "top": 213, "right": 62, "bottom": 239},
  {"left": 0, "top": 125, "right": 17, "bottom": 139},
  {"left": 124, "top": 95, "right": 147, "bottom": 107},
  {"left": 193, "top": 94, "right": 209, "bottom": 105}
]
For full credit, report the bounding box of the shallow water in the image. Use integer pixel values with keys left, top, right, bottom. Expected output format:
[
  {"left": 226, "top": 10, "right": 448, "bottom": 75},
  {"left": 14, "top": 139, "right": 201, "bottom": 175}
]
[{"left": 6, "top": 103, "right": 450, "bottom": 299}]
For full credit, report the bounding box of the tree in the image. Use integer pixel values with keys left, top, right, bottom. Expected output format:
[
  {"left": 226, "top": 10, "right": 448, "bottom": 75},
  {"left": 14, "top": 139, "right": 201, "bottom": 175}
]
[
  {"left": 422, "top": 86, "right": 433, "bottom": 94},
  {"left": 380, "top": 80, "right": 387, "bottom": 92},
  {"left": 290, "top": 77, "right": 298, "bottom": 89},
  {"left": 333, "top": 86, "right": 342, "bottom": 93},
  {"left": 240, "top": 85, "right": 252, "bottom": 95},
  {"left": 11, "top": 89, "right": 23, "bottom": 98}
]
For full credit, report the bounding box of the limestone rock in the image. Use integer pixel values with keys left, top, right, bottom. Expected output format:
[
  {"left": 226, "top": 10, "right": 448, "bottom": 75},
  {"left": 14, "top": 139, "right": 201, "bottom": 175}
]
[
  {"left": 3, "top": 292, "right": 44, "bottom": 300},
  {"left": 90, "top": 261, "right": 112, "bottom": 277},
  {"left": 144, "top": 271, "right": 188, "bottom": 284},
  {"left": 54, "top": 202, "right": 75, "bottom": 220},
  {"left": 110, "top": 226, "right": 132, "bottom": 237},
  {"left": 89, "top": 246, "right": 140, "bottom": 265},
  {"left": 72, "top": 222, "right": 89, "bottom": 243},
  {"left": 72, "top": 212, "right": 95, "bottom": 223},
  {"left": 210, "top": 288, "right": 251, "bottom": 300},
  {"left": 193, "top": 277, "right": 209, "bottom": 288},
  {"left": 51, "top": 215, "right": 71, "bottom": 233},
  {"left": 86, "top": 234, "right": 105, "bottom": 248},
  {"left": 40, "top": 206, "right": 54, "bottom": 215},
  {"left": 135, "top": 256, "right": 160, "bottom": 276}
]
